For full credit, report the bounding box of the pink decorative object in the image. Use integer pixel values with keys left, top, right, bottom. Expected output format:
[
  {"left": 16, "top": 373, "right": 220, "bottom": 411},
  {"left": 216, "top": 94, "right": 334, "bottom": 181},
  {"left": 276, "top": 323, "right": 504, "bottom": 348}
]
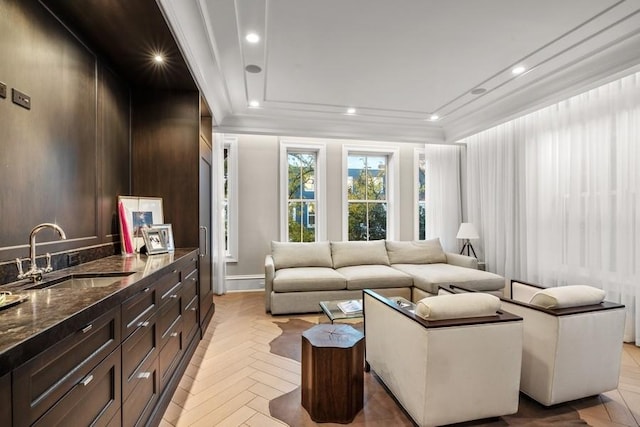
[{"left": 119, "top": 201, "right": 134, "bottom": 254}]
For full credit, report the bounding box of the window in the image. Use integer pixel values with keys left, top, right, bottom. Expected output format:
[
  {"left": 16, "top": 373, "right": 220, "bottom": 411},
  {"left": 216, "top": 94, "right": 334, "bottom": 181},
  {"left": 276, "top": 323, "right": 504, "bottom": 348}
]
[
  {"left": 223, "top": 137, "right": 238, "bottom": 260},
  {"left": 416, "top": 149, "right": 426, "bottom": 240},
  {"left": 343, "top": 146, "right": 399, "bottom": 241},
  {"left": 280, "top": 141, "right": 326, "bottom": 242}
]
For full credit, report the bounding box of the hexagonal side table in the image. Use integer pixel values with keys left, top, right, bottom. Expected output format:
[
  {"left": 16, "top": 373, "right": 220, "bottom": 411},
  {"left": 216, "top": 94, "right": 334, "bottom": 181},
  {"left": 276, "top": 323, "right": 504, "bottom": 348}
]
[{"left": 301, "top": 323, "right": 364, "bottom": 423}]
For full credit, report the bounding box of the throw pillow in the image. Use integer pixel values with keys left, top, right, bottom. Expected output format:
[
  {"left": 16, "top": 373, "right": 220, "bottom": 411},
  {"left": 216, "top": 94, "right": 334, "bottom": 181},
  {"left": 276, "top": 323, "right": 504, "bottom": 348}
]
[
  {"left": 385, "top": 239, "right": 447, "bottom": 264},
  {"left": 528, "top": 285, "right": 606, "bottom": 309},
  {"left": 330, "top": 240, "right": 390, "bottom": 268},
  {"left": 271, "top": 241, "right": 333, "bottom": 270},
  {"left": 415, "top": 293, "right": 501, "bottom": 320}
]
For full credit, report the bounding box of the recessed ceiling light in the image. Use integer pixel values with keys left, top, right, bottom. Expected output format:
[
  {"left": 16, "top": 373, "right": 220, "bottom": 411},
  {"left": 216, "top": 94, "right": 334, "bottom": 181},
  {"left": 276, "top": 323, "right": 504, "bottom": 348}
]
[
  {"left": 512, "top": 66, "right": 526, "bottom": 75},
  {"left": 246, "top": 33, "right": 260, "bottom": 43},
  {"left": 345, "top": 108, "right": 356, "bottom": 115},
  {"left": 249, "top": 100, "right": 260, "bottom": 108},
  {"left": 245, "top": 64, "right": 262, "bottom": 73},
  {"left": 429, "top": 114, "right": 440, "bottom": 121},
  {"left": 470, "top": 87, "right": 487, "bottom": 95},
  {"left": 153, "top": 54, "right": 164, "bottom": 63}
]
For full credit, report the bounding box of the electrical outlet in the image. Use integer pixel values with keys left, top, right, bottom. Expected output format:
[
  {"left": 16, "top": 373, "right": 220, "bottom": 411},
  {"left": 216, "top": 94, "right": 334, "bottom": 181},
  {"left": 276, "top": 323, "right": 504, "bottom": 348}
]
[
  {"left": 12, "top": 88, "right": 30, "bottom": 110},
  {"left": 67, "top": 252, "right": 80, "bottom": 267},
  {"left": 0, "top": 82, "right": 6, "bottom": 99}
]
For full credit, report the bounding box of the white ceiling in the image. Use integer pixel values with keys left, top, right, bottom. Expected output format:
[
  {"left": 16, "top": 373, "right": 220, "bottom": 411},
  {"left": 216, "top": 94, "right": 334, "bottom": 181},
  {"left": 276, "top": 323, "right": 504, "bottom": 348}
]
[{"left": 159, "top": 0, "right": 640, "bottom": 143}]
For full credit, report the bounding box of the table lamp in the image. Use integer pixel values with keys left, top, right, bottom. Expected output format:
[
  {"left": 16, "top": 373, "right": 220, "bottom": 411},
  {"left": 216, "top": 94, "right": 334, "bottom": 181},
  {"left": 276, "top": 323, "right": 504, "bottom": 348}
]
[{"left": 456, "top": 223, "right": 479, "bottom": 258}]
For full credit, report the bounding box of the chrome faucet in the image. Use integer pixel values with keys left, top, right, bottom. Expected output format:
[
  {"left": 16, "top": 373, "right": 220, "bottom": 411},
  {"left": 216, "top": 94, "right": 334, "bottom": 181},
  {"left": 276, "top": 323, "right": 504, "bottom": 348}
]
[{"left": 16, "top": 223, "right": 67, "bottom": 282}]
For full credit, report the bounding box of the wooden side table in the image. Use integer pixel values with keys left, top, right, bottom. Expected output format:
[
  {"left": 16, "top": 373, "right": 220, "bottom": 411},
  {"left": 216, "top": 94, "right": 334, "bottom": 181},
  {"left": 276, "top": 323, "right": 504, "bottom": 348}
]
[{"left": 301, "top": 324, "right": 364, "bottom": 423}]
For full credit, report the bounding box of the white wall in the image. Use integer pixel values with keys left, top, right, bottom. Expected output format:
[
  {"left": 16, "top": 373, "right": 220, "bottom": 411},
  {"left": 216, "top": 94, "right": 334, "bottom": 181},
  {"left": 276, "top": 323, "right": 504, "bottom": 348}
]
[{"left": 225, "top": 134, "right": 426, "bottom": 288}]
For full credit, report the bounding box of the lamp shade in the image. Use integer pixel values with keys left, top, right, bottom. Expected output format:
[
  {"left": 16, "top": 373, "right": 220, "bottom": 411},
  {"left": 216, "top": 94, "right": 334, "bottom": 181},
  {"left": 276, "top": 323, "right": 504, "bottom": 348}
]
[{"left": 456, "top": 223, "right": 479, "bottom": 239}]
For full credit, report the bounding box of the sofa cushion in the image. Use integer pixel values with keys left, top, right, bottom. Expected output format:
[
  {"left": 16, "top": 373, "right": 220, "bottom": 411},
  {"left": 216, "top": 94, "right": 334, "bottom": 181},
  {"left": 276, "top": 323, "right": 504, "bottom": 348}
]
[
  {"left": 392, "top": 263, "right": 504, "bottom": 294},
  {"left": 272, "top": 267, "right": 346, "bottom": 292},
  {"left": 271, "top": 241, "right": 333, "bottom": 270},
  {"left": 385, "top": 239, "right": 447, "bottom": 264},
  {"left": 337, "top": 265, "right": 413, "bottom": 290},
  {"left": 528, "top": 285, "right": 606, "bottom": 309},
  {"left": 331, "top": 240, "right": 390, "bottom": 268},
  {"left": 415, "top": 293, "right": 501, "bottom": 320}
]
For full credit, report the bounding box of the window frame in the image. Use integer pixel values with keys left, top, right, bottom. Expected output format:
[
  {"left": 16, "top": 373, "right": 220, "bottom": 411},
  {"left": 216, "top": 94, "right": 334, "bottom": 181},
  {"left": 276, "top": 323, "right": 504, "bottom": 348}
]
[
  {"left": 224, "top": 136, "right": 238, "bottom": 261},
  {"left": 279, "top": 140, "right": 327, "bottom": 242},
  {"left": 342, "top": 145, "right": 400, "bottom": 241}
]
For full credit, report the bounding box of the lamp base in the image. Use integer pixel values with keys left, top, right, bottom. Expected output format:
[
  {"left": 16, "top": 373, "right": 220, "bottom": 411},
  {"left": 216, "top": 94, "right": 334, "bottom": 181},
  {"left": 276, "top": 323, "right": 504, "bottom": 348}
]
[{"left": 459, "top": 240, "right": 477, "bottom": 258}]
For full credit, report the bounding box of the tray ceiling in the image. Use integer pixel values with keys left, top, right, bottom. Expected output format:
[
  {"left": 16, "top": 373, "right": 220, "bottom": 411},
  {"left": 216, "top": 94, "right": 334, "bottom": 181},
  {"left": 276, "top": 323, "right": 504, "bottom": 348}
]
[{"left": 159, "top": 0, "right": 640, "bottom": 143}]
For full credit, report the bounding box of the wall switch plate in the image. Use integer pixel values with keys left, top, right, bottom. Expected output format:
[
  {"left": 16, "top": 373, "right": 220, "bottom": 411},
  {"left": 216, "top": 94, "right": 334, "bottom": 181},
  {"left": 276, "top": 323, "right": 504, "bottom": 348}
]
[
  {"left": 67, "top": 252, "right": 80, "bottom": 267},
  {"left": 0, "top": 82, "right": 6, "bottom": 99},
  {"left": 12, "top": 88, "right": 31, "bottom": 109}
]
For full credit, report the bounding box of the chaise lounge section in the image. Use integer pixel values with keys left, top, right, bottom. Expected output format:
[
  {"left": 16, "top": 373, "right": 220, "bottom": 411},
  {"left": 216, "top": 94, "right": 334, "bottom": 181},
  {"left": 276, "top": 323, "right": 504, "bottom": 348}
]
[{"left": 265, "top": 239, "right": 505, "bottom": 314}]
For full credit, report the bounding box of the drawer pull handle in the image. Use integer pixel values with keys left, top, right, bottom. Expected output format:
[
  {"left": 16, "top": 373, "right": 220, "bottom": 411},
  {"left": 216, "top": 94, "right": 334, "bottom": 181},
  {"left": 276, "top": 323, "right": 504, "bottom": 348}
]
[
  {"left": 172, "top": 269, "right": 178, "bottom": 274},
  {"left": 191, "top": 257, "right": 196, "bottom": 262},
  {"left": 190, "top": 307, "right": 197, "bottom": 311},
  {"left": 81, "top": 324, "right": 93, "bottom": 333},
  {"left": 80, "top": 375, "right": 94, "bottom": 386},
  {"left": 137, "top": 321, "right": 150, "bottom": 328},
  {"left": 137, "top": 372, "right": 151, "bottom": 379},
  {"left": 170, "top": 294, "right": 179, "bottom": 299},
  {"left": 191, "top": 277, "right": 197, "bottom": 282},
  {"left": 170, "top": 332, "right": 178, "bottom": 337},
  {"left": 143, "top": 287, "right": 150, "bottom": 293}
]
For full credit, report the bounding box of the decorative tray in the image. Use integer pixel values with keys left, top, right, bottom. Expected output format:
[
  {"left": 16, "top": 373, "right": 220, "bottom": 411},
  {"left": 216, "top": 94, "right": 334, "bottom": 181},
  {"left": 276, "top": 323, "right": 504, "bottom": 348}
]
[{"left": 0, "top": 292, "right": 29, "bottom": 311}]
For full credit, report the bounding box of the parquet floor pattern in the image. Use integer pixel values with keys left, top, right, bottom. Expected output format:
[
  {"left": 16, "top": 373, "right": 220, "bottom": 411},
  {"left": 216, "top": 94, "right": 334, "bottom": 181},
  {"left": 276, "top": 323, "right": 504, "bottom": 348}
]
[{"left": 161, "top": 291, "right": 640, "bottom": 427}]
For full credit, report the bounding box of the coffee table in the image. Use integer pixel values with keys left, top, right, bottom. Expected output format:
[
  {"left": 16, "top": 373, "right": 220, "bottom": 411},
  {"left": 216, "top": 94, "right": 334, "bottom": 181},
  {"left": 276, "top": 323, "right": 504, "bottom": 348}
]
[{"left": 320, "top": 296, "right": 414, "bottom": 323}]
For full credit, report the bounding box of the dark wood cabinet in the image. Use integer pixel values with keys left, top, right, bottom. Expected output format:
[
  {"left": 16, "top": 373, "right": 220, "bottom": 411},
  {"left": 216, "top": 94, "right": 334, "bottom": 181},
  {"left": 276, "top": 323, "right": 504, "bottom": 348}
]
[
  {"left": 0, "top": 372, "right": 11, "bottom": 425},
  {"left": 32, "top": 348, "right": 121, "bottom": 427},
  {"left": 6, "top": 252, "right": 201, "bottom": 427},
  {"left": 132, "top": 90, "right": 215, "bottom": 337},
  {"left": 13, "top": 307, "right": 121, "bottom": 427}
]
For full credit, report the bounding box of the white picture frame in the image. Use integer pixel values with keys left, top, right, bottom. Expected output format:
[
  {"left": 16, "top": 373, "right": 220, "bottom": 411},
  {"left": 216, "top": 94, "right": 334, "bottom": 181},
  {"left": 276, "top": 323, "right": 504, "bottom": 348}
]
[
  {"left": 118, "top": 196, "right": 164, "bottom": 254},
  {"left": 150, "top": 224, "right": 175, "bottom": 252}
]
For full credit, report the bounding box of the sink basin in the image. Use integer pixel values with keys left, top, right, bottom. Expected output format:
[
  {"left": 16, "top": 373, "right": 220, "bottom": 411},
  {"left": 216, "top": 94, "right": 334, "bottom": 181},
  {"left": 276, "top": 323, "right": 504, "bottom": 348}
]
[{"left": 26, "top": 272, "right": 134, "bottom": 290}]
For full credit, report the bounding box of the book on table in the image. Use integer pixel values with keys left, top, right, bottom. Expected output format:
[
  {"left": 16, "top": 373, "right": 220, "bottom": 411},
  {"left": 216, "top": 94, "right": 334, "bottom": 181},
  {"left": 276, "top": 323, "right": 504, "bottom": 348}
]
[{"left": 337, "top": 299, "right": 363, "bottom": 315}]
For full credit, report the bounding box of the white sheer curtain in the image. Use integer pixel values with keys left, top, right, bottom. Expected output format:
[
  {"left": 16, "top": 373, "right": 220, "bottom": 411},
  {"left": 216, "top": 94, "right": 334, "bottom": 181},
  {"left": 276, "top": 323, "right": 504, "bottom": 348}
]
[
  {"left": 424, "top": 144, "right": 462, "bottom": 252},
  {"left": 212, "top": 133, "right": 227, "bottom": 294},
  {"left": 461, "top": 71, "right": 640, "bottom": 342}
]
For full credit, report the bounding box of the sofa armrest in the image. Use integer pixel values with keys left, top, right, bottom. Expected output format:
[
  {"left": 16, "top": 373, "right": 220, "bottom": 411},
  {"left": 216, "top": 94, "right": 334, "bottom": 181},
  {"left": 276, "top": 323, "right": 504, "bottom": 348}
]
[
  {"left": 445, "top": 252, "right": 478, "bottom": 269},
  {"left": 264, "top": 255, "right": 275, "bottom": 312}
]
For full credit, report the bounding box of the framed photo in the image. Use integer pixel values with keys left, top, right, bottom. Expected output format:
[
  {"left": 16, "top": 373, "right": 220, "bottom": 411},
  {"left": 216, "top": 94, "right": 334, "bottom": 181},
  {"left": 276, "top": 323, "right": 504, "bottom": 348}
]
[
  {"left": 118, "top": 196, "right": 164, "bottom": 254},
  {"left": 150, "top": 224, "right": 175, "bottom": 252},
  {"left": 141, "top": 228, "right": 169, "bottom": 255}
]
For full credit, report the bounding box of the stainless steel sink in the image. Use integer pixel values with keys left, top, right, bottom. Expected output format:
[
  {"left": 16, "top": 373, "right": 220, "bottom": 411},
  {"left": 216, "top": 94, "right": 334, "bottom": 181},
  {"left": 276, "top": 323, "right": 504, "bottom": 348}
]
[{"left": 26, "top": 272, "right": 134, "bottom": 290}]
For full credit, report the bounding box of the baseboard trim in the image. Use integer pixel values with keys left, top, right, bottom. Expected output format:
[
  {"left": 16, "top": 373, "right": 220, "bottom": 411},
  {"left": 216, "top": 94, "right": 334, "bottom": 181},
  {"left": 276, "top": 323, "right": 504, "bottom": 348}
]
[{"left": 225, "top": 274, "right": 264, "bottom": 291}]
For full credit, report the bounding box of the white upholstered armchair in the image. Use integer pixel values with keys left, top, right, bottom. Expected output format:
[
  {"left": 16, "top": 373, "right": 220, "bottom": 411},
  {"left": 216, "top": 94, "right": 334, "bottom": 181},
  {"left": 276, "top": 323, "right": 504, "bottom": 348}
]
[
  {"left": 501, "top": 280, "right": 626, "bottom": 406},
  {"left": 363, "top": 289, "right": 523, "bottom": 427}
]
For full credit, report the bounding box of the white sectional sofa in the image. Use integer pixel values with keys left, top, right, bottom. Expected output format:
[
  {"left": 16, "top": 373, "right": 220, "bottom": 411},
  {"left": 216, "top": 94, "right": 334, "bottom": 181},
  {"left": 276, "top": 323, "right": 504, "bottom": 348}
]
[{"left": 264, "top": 239, "right": 505, "bottom": 314}]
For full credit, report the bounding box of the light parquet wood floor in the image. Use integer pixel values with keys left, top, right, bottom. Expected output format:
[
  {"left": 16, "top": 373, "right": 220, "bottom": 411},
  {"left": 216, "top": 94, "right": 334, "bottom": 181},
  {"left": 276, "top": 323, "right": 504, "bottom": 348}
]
[{"left": 161, "top": 291, "right": 640, "bottom": 427}]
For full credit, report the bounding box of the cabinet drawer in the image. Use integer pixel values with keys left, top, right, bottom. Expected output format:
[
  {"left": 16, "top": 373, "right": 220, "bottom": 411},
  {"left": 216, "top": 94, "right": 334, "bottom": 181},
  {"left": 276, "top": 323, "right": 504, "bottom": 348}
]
[
  {"left": 13, "top": 308, "right": 120, "bottom": 427},
  {"left": 180, "top": 256, "right": 198, "bottom": 282},
  {"left": 182, "top": 269, "right": 198, "bottom": 311},
  {"left": 159, "top": 316, "right": 183, "bottom": 388},
  {"left": 184, "top": 294, "right": 199, "bottom": 345},
  {"left": 156, "top": 268, "right": 180, "bottom": 306},
  {"left": 122, "top": 313, "right": 158, "bottom": 399},
  {"left": 33, "top": 347, "right": 121, "bottom": 427},
  {"left": 122, "top": 284, "right": 158, "bottom": 339},
  {"left": 122, "top": 354, "right": 159, "bottom": 427},
  {"left": 159, "top": 280, "right": 182, "bottom": 309},
  {"left": 159, "top": 289, "right": 183, "bottom": 351}
]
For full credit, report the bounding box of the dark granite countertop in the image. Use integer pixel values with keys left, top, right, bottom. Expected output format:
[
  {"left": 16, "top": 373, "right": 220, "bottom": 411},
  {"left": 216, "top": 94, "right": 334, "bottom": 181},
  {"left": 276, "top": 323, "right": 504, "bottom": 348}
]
[{"left": 0, "top": 248, "right": 198, "bottom": 376}]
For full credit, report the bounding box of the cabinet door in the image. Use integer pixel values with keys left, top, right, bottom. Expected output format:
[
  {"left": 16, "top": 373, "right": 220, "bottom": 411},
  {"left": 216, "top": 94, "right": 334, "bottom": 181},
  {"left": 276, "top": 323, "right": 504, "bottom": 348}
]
[
  {"left": 199, "top": 136, "right": 214, "bottom": 330},
  {"left": 0, "top": 372, "right": 11, "bottom": 427}
]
